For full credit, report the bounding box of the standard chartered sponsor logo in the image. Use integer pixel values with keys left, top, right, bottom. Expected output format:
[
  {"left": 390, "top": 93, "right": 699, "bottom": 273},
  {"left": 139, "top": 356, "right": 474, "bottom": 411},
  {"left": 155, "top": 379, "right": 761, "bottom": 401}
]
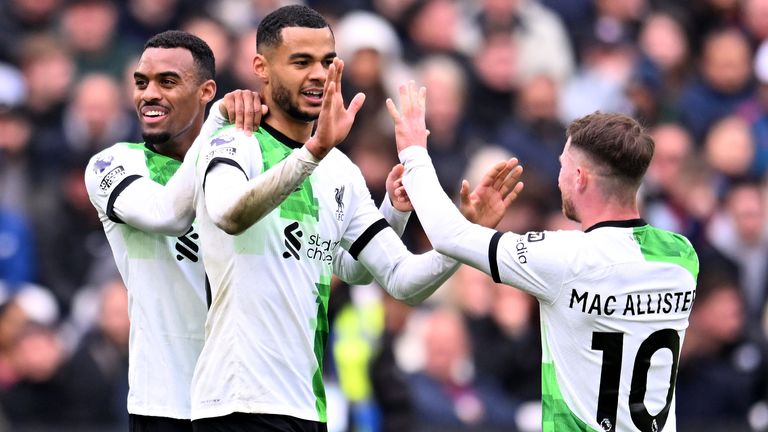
[
  {"left": 281, "top": 222, "right": 338, "bottom": 263},
  {"left": 306, "top": 234, "right": 339, "bottom": 263},
  {"left": 282, "top": 222, "right": 303, "bottom": 260}
]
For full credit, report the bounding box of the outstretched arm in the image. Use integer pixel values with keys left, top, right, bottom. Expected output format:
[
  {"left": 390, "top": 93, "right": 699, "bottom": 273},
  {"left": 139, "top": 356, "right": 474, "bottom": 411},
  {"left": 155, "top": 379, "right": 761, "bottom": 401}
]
[
  {"left": 333, "top": 164, "right": 412, "bottom": 285},
  {"left": 336, "top": 158, "right": 522, "bottom": 301},
  {"left": 387, "top": 81, "right": 524, "bottom": 274}
]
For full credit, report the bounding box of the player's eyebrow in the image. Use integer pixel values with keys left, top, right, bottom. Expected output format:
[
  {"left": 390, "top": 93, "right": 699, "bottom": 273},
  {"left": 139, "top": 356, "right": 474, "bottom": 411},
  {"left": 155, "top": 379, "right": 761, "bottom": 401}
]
[
  {"left": 288, "top": 52, "right": 337, "bottom": 61},
  {"left": 133, "top": 71, "right": 183, "bottom": 80}
]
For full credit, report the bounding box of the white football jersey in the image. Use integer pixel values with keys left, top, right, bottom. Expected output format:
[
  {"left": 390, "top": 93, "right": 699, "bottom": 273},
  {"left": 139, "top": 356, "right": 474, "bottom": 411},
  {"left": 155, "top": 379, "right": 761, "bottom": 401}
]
[
  {"left": 493, "top": 223, "right": 697, "bottom": 432},
  {"left": 192, "top": 124, "right": 388, "bottom": 422},
  {"left": 399, "top": 147, "right": 699, "bottom": 432},
  {"left": 85, "top": 142, "right": 207, "bottom": 419}
]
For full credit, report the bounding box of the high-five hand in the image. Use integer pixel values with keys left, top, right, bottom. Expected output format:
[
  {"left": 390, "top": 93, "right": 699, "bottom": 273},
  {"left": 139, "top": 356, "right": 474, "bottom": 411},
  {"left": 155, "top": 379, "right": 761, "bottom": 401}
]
[
  {"left": 386, "top": 81, "right": 428, "bottom": 153},
  {"left": 459, "top": 158, "right": 524, "bottom": 228},
  {"left": 305, "top": 58, "right": 366, "bottom": 159}
]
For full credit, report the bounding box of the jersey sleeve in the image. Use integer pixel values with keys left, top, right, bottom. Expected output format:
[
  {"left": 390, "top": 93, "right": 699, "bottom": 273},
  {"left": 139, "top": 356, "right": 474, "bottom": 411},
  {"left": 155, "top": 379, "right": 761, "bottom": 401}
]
[
  {"left": 377, "top": 195, "right": 410, "bottom": 237},
  {"left": 85, "top": 154, "right": 196, "bottom": 236},
  {"left": 85, "top": 105, "right": 233, "bottom": 236},
  {"left": 338, "top": 161, "right": 393, "bottom": 257},
  {"left": 200, "top": 128, "right": 321, "bottom": 235},
  {"left": 400, "top": 146, "right": 573, "bottom": 303},
  {"left": 491, "top": 230, "right": 576, "bottom": 303},
  {"left": 110, "top": 142, "right": 201, "bottom": 236},
  {"left": 332, "top": 197, "right": 411, "bottom": 285},
  {"left": 336, "top": 158, "right": 459, "bottom": 303},
  {"left": 198, "top": 126, "right": 252, "bottom": 190},
  {"left": 85, "top": 146, "right": 143, "bottom": 221}
]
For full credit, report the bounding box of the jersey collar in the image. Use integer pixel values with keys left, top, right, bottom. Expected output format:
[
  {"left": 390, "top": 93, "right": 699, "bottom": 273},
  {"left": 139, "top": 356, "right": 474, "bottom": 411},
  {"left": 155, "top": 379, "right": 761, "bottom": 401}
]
[
  {"left": 584, "top": 218, "right": 647, "bottom": 233},
  {"left": 261, "top": 121, "right": 305, "bottom": 150}
]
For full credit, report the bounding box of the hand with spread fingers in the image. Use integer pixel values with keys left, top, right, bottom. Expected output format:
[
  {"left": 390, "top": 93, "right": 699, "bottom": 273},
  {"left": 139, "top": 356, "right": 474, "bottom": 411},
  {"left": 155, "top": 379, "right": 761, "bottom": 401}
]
[
  {"left": 306, "top": 58, "right": 366, "bottom": 159},
  {"left": 386, "top": 80, "right": 428, "bottom": 153},
  {"left": 459, "top": 158, "right": 524, "bottom": 228},
  {"left": 387, "top": 80, "right": 524, "bottom": 228}
]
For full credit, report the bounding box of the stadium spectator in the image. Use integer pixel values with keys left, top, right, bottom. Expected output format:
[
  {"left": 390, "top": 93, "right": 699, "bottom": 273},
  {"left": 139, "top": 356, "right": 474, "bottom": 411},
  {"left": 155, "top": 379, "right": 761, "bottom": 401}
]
[
  {"left": 407, "top": 307, "right": 519, "bottom": 430},
  {"left": 677, "top": 27, "right": 755, "bottom": 143},
  {"left": 676, "top": 270, "right": 767, "bottom": 432}
]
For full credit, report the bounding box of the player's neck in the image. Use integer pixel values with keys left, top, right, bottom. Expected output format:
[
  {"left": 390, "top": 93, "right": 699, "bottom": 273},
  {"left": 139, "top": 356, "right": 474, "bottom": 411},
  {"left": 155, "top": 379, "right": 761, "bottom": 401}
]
[
  {"left": 147, "top": 135, "right": 193, "bottom": 161},
  {"left": 263, "top": 110, "right": 314, "bottom": 144},
  {"left": 579, "top": 205, "right": 641, "bottom": 231},
  {"left": 576, "top": 192, "right": 640, "bottom": 231},
  {"left": 149, "top": 118, "right": 202, "bottom": 161}
]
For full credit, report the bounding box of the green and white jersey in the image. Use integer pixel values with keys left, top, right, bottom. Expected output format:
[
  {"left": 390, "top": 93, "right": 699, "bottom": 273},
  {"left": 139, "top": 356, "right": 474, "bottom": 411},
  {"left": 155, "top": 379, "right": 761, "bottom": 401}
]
[
  {"left": 85, "top": 142, "right": 207, "bottom": 419},
  {"left": 493, "top": 223, "right": 698, "bottom": 432},
  {"left": 192, "top": 124, "right": 389, "bottom": 422},
  {"left": 400, "top": 146, "right": 699, "bottom": 432}
]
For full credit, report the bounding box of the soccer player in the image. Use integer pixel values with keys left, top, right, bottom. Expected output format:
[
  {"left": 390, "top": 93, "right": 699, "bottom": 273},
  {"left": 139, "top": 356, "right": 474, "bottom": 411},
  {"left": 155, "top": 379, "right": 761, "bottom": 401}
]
[
  {"left": 84, "top": 30, "right": 411, "bottom": 432},
  {"left": 190, "top": 5, "right": 520, "bottom": 431},
  {"left": 390, "top": 81, "right": 699, "bottom": 431},
  {"left": 84, "top": 31, "right": 235, "bottom": 432}
]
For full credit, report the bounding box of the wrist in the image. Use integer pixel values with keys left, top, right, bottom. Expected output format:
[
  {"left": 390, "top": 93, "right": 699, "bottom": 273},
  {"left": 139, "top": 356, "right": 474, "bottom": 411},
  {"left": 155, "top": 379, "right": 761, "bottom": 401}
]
[
  {"left": 296, "top": 146, "right": 321, "bottom": 166},
  {"left": 305, "top": 136, "right": 330, "bottom": 160}
]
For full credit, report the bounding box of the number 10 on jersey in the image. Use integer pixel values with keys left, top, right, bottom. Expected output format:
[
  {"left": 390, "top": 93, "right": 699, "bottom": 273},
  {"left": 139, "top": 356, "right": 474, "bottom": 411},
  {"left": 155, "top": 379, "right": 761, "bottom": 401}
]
[{"left": 592, "top": 329, "right": 680, "bottom": 432}]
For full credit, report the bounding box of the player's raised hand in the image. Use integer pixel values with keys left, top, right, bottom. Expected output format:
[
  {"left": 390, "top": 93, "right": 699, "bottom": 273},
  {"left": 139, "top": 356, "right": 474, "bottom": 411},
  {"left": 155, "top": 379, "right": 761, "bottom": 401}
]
[
  {"left": 386, "top": 164, "right": 413, "bottom": 212},
  {"left": 218, "top": 89, "right": 268, "bottom": 136},
  {"left": 305, "top": 58, "right": 366, "bottom": 159},
  {"left": 386, "top": 81, "right": 428, "bottom": 153},
  {"left": 460, "top": 158, "right": 524, "bottom": 228}
]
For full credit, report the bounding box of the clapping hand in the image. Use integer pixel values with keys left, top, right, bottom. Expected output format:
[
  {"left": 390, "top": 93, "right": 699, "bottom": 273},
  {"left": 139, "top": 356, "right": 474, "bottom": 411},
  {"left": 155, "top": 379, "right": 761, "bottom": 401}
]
[{"left": 459, "top": 158, "right": 524, "bottom": 228}]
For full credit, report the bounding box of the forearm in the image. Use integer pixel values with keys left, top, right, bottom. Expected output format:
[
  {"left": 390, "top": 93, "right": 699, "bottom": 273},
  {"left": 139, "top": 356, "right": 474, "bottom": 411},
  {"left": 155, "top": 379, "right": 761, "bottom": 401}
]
[
  {"left": 110, "top": 158, "right": 196, "bottom": 236},
  {"left": 204, "top": 146, "right": 319, "bottom": 235},
  {"left": 399, "top": 146, "right": 497, "bottom": 274},
  {"left": 378, "top": 194, "right": 410, "bottom": 237},
  {"left": 110, "top": 101, "right": 233, "bottom": 235},
  {"left": 356, "top": 229, "right": 459, "bottom": 305},
  {"left": 333, "top": 200, "right": 410, "bottom": 285}
]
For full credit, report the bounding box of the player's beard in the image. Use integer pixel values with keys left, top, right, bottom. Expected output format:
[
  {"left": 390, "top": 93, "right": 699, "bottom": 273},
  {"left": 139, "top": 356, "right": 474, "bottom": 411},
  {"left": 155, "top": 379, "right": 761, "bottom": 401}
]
[
  {"left": 561, "top": 193, "right": 580, "bottom": 223},
  {"left": 273, "top": 80, "right": 318, "bottom": 123},
  {"left": 142, "top": 131, "right": 172, "bottom": 146}
]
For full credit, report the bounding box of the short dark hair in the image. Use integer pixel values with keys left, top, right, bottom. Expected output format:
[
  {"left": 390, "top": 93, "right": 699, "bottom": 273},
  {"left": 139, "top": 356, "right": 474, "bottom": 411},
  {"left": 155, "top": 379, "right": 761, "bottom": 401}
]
[
  {"left": 567, "top": 112, "right": 654, "bottom": 189},
  {"left": 256, "top": 5, "right": 331, "bottom": 53},
  {"left": 144, "top": 30, "right": 215, "bottom": 82}
]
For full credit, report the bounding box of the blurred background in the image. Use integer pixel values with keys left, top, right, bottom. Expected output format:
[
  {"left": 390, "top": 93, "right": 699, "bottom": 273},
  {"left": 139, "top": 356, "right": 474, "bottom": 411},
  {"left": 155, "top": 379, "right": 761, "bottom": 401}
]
[{"left": 1, "top": 0, "right": 768, "bottom": 431}]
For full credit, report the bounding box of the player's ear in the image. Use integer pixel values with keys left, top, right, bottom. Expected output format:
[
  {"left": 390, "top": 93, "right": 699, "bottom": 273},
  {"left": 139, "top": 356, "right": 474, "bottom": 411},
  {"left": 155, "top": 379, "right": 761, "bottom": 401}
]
[
  {"left": 200, "top": 79, "right": 216, "bottom": 104},
  {"left": 575, "top": 166, "right": 588, "bottom": 191},
  {"left": 254, "top": 54, "right": 268, "bottom": 83}
]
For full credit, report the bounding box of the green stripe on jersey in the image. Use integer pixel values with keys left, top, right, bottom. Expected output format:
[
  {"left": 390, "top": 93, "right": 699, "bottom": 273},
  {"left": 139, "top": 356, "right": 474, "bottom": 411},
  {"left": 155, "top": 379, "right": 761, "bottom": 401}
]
[
  {"left": 255, "top": 127, "right": 328, "bottom": 420},
  {"left": 542, "top": 363, "right": 596, "bottom": 431},
  {"left": 255, "top": 128, "right": 319, "bottom": 222},
  {"left": 632, "top": 225, "right": 699, "bottom": 279},
  {"left": 541, "top": 325, "right": 595, "bottom": 432},
  {"left": 311, "top": 275, "right": 331, "bottom": 422},
  {"left": 121, "top": 142, "right": 181, "bottom": 185}
]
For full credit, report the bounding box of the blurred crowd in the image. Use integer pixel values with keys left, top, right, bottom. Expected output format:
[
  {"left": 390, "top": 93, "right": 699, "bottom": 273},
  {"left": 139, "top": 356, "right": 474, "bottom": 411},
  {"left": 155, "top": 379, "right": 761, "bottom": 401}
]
[{"left": 1, "top": 0, "right": 768, "bottom": 430}]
